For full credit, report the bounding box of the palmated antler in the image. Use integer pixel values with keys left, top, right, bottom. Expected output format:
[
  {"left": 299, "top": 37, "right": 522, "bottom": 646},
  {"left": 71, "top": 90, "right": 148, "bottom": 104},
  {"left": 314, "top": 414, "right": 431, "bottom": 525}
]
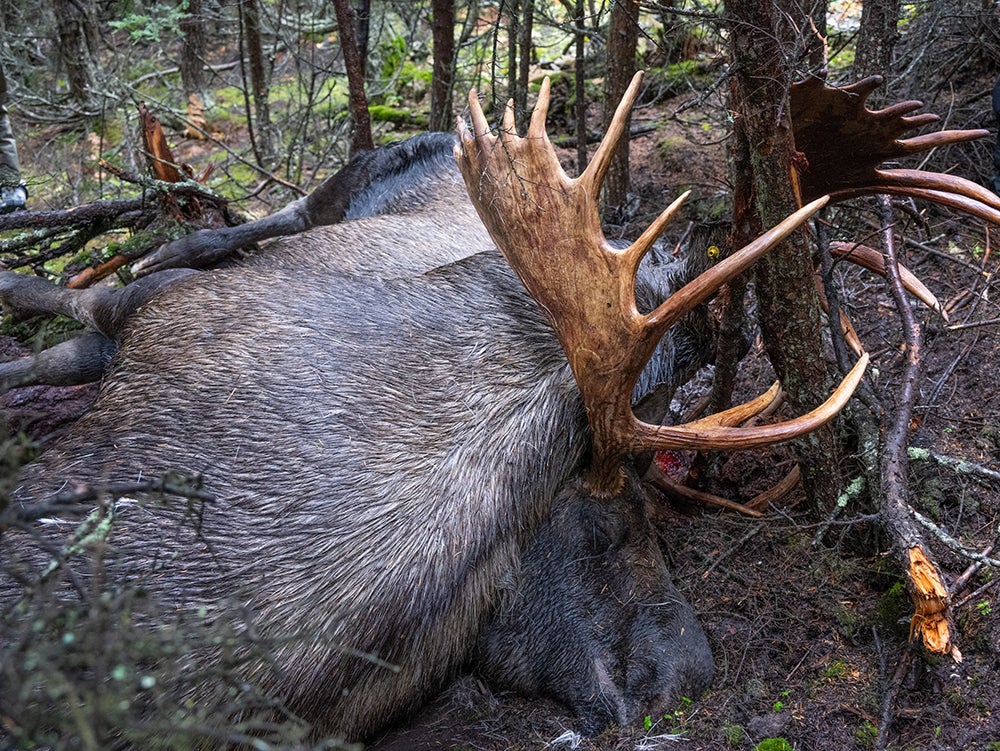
[
  {"left": 456, "top": 72, "right": 868, "bottom": 495},
  {"left": 792, "top": 76, "right": 1000, "bottom": 222}
]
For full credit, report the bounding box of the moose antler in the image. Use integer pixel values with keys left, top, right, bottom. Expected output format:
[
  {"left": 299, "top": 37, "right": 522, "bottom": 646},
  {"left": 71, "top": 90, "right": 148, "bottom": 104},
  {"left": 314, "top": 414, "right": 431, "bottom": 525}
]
[
  {"left": 792, "top": 76, "right": 1000, "bottom": 222},
  {"left": 456, "top": 72, "right": 868, "bottom": 495}
]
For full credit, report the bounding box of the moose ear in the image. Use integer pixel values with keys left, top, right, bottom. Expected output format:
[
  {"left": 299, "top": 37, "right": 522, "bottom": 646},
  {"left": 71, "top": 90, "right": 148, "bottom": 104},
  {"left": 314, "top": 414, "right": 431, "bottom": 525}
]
[{"left": 791, "top": 76, "right": 1000, "bottom": 224}]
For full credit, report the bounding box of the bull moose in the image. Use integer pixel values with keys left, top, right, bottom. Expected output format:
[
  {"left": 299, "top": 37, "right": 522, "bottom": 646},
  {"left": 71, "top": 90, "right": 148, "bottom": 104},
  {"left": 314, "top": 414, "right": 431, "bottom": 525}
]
[{"left": 1, "top": 73, "right": 998, "bottom": 746}]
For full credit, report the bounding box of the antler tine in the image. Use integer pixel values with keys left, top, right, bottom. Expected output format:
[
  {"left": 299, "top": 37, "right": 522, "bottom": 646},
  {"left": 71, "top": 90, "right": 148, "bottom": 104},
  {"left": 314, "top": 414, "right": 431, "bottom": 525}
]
[
  {"left": 579, "top": 70, "right": 644, "bottom": 195},
  {"left": 825, "top": 169, "right": 1000, "bottom": 226},
  {"left": 842, "top": 75, "right": 884, "bottom": 99},
  {"left": 645, "top": 196, "right": 829, "bottom": 336},
  {"left": 632, "top": 353, "right": 870, "bottom": 451},
  {"left": 829, "top": 241, "right": 945, "bottom": 318},
  {"left": 875, "top": 100, "right": 929, "bottom": 120},
  {"left": 501, "top": 97, "right": 517, "bottom": 143},
  {"left": 466, "top": 89, "right": 490, "bottom": 140},
  {"left": 527, "top": 76, "right": 552, "bottom": 139},
  {"left": 898, "top": 129, "right": 987, "bottom": 154}
]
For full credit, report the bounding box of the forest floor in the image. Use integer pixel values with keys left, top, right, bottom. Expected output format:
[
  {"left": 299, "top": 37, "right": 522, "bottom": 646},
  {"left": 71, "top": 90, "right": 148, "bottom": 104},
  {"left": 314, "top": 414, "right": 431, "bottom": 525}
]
[
  {"left": 3, "top": 74, "right": 1000, "bottom": 751},
  {"left": 371, "top": 83, "right": 1000, "bottom": 751}
]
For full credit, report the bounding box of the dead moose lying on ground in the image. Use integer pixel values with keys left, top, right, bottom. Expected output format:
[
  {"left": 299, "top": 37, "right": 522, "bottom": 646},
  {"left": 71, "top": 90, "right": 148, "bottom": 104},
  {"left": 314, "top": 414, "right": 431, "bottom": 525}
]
[{"left": 1, "top": 73, "right": 998, "bottom": 746}]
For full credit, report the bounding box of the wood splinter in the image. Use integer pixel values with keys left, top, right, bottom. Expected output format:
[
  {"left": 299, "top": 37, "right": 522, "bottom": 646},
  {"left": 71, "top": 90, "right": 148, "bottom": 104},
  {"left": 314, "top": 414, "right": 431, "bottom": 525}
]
[{"left": 907, "top": 545, "right": 962, "bottom": 662}]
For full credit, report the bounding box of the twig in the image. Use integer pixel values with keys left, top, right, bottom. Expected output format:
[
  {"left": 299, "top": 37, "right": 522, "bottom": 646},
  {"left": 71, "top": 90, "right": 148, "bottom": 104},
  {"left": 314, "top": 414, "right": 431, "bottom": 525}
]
[
  {"left": 812, "top": 475, "right": 866, "bottom": 545},
  {"left": 947, "top": 316, "right": 1000, "bottom": 332},
  {"left": 874, "top": 640, "right": 914, "bottom": 751},
  {"left": 700, "top": 525, "right": 764, "bottom": 580},
  {"left": 951, "top": 545, "right": 995, "bottom": 598},
  {"left": 907, "top": 447, "right": 1000, "bottom": 489},
  {"left": 910, "top": 509, "right": 1000, "bottom": 568},
  {"left": 953, "top": 577, "right": 1000, "bottom": 611}
]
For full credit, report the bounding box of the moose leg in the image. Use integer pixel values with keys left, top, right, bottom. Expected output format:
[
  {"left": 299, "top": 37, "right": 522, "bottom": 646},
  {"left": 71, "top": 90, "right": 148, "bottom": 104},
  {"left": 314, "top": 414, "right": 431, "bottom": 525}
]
[
  {"left": 0, "top": 268, "right": 195, "bottom": 390},
  {"left": 476, "top": 474, "right": 713, "bottom": 733},
  {"left": 133, "top": 199, "right": 313, "bottom": 275},
  {"left": 0, "top": 331, "right": 116, "bottom": 391},
  {"left": 0, "top": 268, "right": 196, "bottom": 339}
]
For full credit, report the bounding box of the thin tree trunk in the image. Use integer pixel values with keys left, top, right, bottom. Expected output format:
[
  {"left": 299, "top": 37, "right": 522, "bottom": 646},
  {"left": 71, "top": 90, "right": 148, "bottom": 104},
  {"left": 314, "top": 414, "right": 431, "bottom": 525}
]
[
  {"left": 240, "top": 0, "right": 276, "bottom": 163},
  {"left": 52, "top": 0, "right": 97, "bottom": 107},
  {"left": 333, "top": 0, "right": 374, "bottom": 153},
  {"left": 806, "top": 0, "right": 829, "bottom": 74},
  {"left": 430, "top": 0, "right": 456, "bottom": 132},
  {"left": 506, "top": 0, "right": 522, "bottom": 120},
  {"left": 602, "top": 0, "right": 639, "bottom": 218},
  {"left": 855, "top": 0, "right": 902, "bottom": 101},
  {"left": 515, "top": 0, "right": 534, "bottom": 132},
  {"left": 180, "top": 0, "right": 207, "bottom": 138},
  {"left": 353, "top": 0, "right": 371, "bottom": 79},
  {"left": 574, "top": 0, "right": 587, "bottom": 173},
  {"left": 726, "top": 0, "right": 845, "bottom": 511}
]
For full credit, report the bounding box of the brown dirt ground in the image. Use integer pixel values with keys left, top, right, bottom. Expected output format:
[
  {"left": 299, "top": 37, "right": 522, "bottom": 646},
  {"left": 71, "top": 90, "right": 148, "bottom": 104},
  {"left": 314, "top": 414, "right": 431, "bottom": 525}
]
[{"left": 3, "top": 86, "right": 1000, "bottom": 751}]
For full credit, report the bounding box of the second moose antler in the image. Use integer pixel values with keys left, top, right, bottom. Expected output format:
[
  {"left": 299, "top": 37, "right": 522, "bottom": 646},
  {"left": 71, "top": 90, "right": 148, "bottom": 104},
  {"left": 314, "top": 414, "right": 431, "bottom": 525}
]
[{"left": 456, "top": 72, "right": 868, "bottom": 495}]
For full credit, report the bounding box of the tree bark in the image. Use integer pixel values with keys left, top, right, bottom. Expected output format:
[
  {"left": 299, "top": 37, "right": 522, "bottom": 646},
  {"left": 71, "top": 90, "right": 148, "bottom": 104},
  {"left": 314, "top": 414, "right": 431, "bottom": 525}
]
[
  {"left": 179, "top": 0, "right": 207, "bottom": 138},
  {"left": 573, "top": 0, "right": 587, "bottom": 173},
  {"left": 726, "top": 0, "right": 845, "bottom": 511},
  {"left": 602, "top": 0, "right": 639, "bottom": 218},
  {"left": 52, "top": 0, "right": 97, "bottom": 106},
  {"left": 515, "top": 0, "right": 534, "bottom": 132},
  {"left": 429, "top": 0, "right": 456, "bottom": 132},
  {"left": 333, "top": 0, "right": 374, "bottom": 154},
  {"left": 505, "top": 0, "right": 522, "bottom": 125},
  {"left": 352, "top": 0, "right": 371, "bottom": 79},
  {"left": 240, "top": 0, "right": 276, "bottom": 163},
  {"left": 806, "top": 0, "right": 829, "bottom": 74},
  {"left": 854, "top": 0, "right": 901, "bottom": 103}
]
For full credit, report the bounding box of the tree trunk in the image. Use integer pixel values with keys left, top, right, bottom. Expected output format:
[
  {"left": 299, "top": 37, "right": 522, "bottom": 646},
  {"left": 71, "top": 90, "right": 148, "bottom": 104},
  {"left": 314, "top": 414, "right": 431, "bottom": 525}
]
[
  {"left": 429, "top": 0, "right": 456, "bottom": 132},
  {"left": 505, "top": 0, "right": 522, "bottom": 123},
  {"left": 602, "top": 0, "right": 639, "bottom": 219},
  {"left": 515, "top": 0, "right": 534, "bottom": 132},
  {"left": 806, "top": 0, "right": 829, "bottom": 74},
  {"left": 179, "top": 0, "right": 207, "bottom": 138},
  {"left": 352, "top": 0, "right": 371, "bottom": 79},
  {"left": 854, "top": 0, "right": 902, "bottom": 98},
  {"left": 726, "top": 0, "right": 845, "bottom": 511},
  {"left": 52, "top": 0, "right": 97, "bottom": 107},
  {"left": 333, "top": 0, "right": 374, "bottom": 154},
  {"left": 240, "top": 0, "right": 276, "bottom": 163},
  {"left": 573, "top": 0, "right": 587, "bottom": 173}
]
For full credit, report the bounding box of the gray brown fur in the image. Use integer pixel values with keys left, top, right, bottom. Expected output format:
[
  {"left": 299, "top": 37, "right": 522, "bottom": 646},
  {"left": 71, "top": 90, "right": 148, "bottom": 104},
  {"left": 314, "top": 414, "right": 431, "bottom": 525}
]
[{"left": 1, "top": 133, "right": 713, "bottom": 742}]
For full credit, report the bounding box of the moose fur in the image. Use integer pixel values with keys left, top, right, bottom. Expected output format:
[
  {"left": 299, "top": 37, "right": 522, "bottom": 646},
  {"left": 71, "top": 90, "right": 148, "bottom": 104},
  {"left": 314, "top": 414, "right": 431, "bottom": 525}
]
[{"left": 0, "top": 132, "right": 714, "bottom": 743}]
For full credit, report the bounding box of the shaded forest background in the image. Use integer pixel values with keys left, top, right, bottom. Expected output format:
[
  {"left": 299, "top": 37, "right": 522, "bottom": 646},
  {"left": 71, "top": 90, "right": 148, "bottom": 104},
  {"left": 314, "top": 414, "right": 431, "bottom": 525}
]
[{"left": 0, "top": 0, "right": 995, "bottom": 218}]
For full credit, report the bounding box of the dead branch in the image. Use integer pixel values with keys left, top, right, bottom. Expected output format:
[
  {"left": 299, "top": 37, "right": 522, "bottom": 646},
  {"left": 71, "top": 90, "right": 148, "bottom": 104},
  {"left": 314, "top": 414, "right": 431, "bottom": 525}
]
[
  {"left": 874, "top": 195, "right": 958, "bottom": 661},
  {"left": 0, "top": 198, "right": 152, "bottom": 232},
  {"left": 646, "top": 465, "right": 764, "bottom": 517},
  {"left": 907, "top": 447, "right": 1000, "bottom": 489},
  {"left": 874, "top": 640, "right": 915, "bottom": 751},
  {"left": 910, "top": 509, "right": 1000, "bottom": 569}
]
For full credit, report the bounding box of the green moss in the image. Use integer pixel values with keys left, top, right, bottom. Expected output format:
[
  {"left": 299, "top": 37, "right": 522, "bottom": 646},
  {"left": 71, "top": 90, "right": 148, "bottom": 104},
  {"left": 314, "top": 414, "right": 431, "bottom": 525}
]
[
  {"left": 723, "top": 723, "right": 745, "bottom": 745},
  {"left": 820, "top": 659, "right": 849, "bottom": 679},
  {"left": 754, "top": 739, "right": 792, "bottom": 751},
  {"left": 368, "top": 104, "right": 427, "bottom": 128},
  {"left": 874, "top": 581, "right": 909, "bottom": 636},
  {"left": 855, "top": 720, "right": 878, "bottom": 748}
]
